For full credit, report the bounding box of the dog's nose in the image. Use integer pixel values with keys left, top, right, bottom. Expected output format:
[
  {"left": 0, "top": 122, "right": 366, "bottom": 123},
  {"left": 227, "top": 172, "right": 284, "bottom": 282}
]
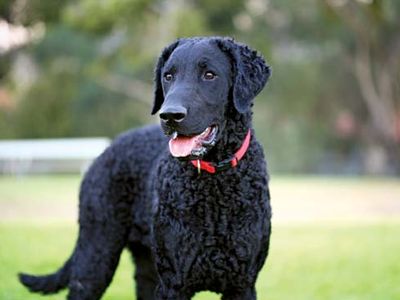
[{"left": 159, "top": 105, "right": 187, "bottom": 123}]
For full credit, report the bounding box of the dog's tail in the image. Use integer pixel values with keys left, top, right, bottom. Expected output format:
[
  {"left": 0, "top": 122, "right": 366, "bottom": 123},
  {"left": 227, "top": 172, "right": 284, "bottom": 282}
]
[{"left": 18, "top": 257, "right": 72, "bottom": 294}]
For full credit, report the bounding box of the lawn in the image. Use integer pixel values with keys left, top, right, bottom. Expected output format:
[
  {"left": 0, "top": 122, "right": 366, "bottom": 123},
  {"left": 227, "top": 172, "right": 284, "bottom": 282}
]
[{"left": 1, "top": 175, "right": 400, "bottom": 300}]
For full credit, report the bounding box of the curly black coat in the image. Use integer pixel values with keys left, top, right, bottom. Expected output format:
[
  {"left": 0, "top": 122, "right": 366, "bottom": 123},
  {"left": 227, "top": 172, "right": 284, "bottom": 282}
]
[{"left": 19, "top": 37, "right": 272, "bottom": 300}]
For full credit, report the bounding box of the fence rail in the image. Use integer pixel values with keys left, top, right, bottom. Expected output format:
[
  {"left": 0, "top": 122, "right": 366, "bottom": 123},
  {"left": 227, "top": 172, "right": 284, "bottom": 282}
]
[{"left": 0, "top": 138, "right": 110, "bottom": 174}]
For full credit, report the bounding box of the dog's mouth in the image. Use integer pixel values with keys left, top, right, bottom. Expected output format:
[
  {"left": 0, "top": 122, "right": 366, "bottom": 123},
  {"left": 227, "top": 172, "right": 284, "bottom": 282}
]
[{"left": 168, "top": 125, "right": 218, "bottom": 158}]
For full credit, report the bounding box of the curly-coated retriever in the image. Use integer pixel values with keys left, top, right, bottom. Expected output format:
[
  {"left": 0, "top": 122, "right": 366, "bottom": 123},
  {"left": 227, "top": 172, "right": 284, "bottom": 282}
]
[{"left": 19, "top": 36, "right": 272, "bottom": 300}]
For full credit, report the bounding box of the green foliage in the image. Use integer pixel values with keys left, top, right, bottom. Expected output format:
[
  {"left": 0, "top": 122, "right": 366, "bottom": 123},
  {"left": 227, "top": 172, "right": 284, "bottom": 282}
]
[
  {"left": 33, "top": 26, "right": 97, "bottom": 65},
  {"left": 0, "top": 0, "right": 13, "bottom": 22},
  {"left": 170, "top": 8, "right": 209, "bottom": 38},
  {"left": 194, "top": 0, "right": 245, "bottom": 34},
  {"left": 14, "top": 71, "right": 77, "bottom": 138},
  {"left": 70, "top": 81, "right": 145, "bottom": 137},
  {"left": 63, "top": 0, "right": 155, "bottom": 34},
  {"left": 0, "top": 0, "right": 70, "bottom": 25},
  {"left": 0, "top": 110, "right": 13, "bottom": 139},
  {"left": 0, "top": 0, "right": 399, "bottom": 173},
  {"left": 7, "top": 23, "right": 152, "bottom": 139}
]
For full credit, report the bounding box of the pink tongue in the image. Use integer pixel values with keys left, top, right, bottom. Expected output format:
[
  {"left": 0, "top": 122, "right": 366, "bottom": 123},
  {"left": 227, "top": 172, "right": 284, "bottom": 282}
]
[{"left": 169, "top": 136, "right": 200, "bottom": 157}]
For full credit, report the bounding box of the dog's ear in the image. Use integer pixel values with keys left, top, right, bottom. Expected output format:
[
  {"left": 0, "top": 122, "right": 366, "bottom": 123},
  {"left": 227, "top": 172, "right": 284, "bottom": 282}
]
[
  {"left": 151, "top": 40, "right": 180, "bottom": 115},
  {"left": 216, "top": 38, "right": 271, "bottom": 113}
]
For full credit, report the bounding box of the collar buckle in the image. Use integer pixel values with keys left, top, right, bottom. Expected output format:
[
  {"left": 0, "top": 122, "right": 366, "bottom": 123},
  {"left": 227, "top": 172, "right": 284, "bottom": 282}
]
[{"left": 196, "top": 159, "right": 201, "bottom": 175}]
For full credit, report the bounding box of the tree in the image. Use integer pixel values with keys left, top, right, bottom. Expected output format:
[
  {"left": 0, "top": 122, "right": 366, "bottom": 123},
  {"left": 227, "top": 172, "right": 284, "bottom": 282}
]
[{"left": 322, "top": 0, "right": 400, "bottom": 173}]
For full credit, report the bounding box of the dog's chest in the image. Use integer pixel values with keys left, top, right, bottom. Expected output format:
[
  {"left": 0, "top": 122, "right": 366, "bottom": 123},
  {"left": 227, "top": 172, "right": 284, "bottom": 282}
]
[
  {"left": 159, "top": 171, "right": 262, "bottom": 226},
  {"left": 166, "top": 176, "right": 267, "bottom": 290},
  {"left": 153, "top": 156, "right": 270, "bottom": 291},
  {"left": 156, "top": 170, "right": 267, "bottom": 250}
]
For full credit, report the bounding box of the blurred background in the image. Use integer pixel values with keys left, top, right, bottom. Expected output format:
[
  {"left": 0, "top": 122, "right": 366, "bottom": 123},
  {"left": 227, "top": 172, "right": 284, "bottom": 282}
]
[
  {"left": 0, "top": 0, "right": 399, "bottom": 299},
  {"left": 0, "top": 0, "right": 399, "bottom": 174}
]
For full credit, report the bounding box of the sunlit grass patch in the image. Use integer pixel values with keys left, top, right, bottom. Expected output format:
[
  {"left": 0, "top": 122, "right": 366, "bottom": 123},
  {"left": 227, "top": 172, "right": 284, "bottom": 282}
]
[{"left": 1, "top": 222, "right": 399, "bottom": 299}]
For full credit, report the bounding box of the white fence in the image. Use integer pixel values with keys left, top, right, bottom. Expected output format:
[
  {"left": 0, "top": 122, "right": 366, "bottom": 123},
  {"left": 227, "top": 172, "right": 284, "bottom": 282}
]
[{"left": 0, "top": 138, "right": 110, "bottom": 175}]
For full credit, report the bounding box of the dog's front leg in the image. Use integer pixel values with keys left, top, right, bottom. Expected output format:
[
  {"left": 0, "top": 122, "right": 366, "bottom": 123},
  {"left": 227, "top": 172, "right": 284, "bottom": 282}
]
[
  {"left": 154, "top": 284, "right": 193, "bottom": 300},
  {"left": 152, "top": 240, "right": 196, "bottom": 300},
  {"left": 222, "top": 287, "right": 256, "bottom": 300},
  {"left": 152, "top": 216, "right": 198, "bottom": 300}
]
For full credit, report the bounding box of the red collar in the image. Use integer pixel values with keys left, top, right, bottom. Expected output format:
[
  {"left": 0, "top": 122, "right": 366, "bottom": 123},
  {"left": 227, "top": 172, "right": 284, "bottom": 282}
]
[{"left": 190, "top": 129, "right": 251, "bottom": 174}]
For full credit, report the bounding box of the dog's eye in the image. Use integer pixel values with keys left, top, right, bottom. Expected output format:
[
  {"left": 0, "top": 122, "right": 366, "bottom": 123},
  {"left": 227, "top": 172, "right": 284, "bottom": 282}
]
[
  {"left": 164, "top": 73, "right": 173, "bottom": 81},
  {"left": 203, "top": 71, "right": 216, "bottom": 80}
]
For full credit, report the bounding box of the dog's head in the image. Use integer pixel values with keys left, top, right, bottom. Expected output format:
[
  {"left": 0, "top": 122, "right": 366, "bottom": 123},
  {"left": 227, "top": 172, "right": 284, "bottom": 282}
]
[{"left": 152, "top": 37, "right": 270, "bottom": 159}]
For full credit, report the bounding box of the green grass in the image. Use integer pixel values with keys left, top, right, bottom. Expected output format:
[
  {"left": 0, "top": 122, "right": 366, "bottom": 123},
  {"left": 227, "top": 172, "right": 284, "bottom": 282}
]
[
  {"left": 1, "top": 175, "right": 400, "bottom": 299},
  {"left": 0, "top": 175, "right": 81, "bottom": 205},
  {"left": 1, "top": 223, "right": 400, "bottom": 300}
]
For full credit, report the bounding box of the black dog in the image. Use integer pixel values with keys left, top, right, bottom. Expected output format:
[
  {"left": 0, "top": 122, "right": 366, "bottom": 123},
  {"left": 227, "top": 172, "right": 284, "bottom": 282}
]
[{"left": 19, "top": 37, "right": 272, "bottom": 300}]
